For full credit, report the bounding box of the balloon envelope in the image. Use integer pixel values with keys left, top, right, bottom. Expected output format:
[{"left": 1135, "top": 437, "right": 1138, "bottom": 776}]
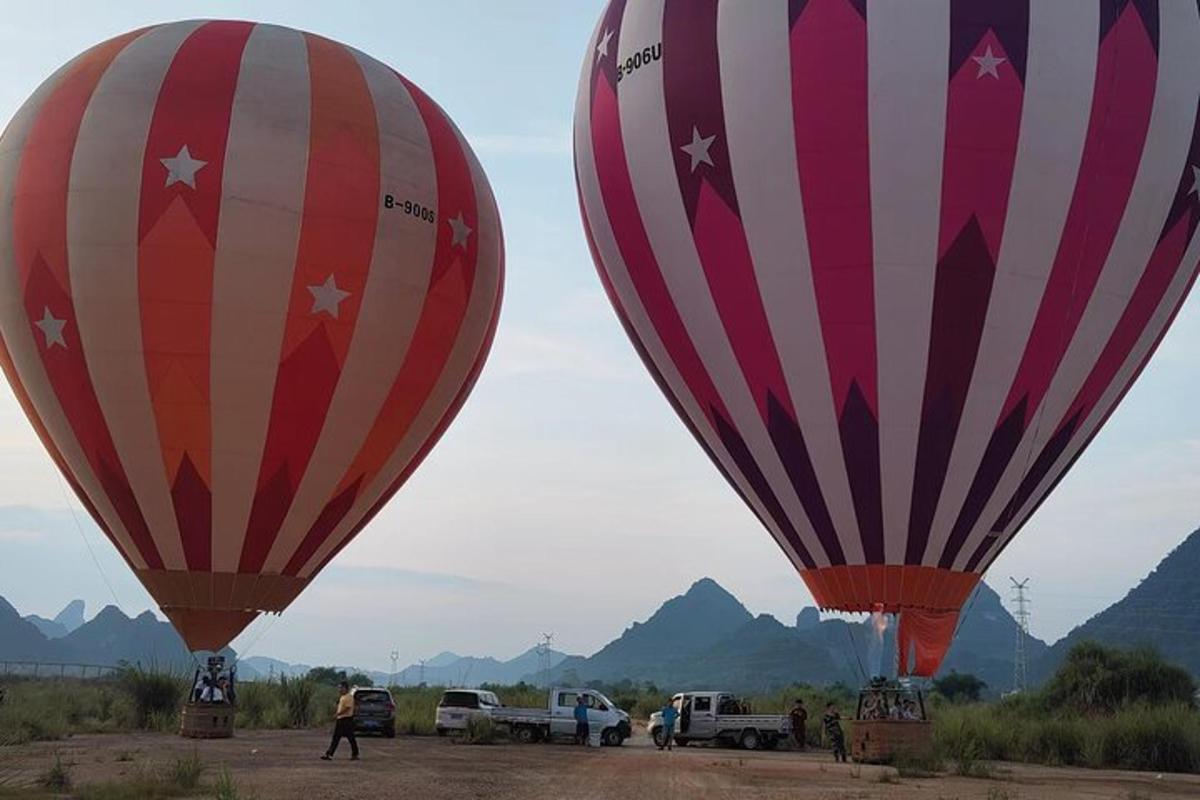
[
  {"left": 0, "top": 21, "right": 503, "bottom": 651},
  {"left": 574, "top": 0, "right": 1200, "bottom": 673}
]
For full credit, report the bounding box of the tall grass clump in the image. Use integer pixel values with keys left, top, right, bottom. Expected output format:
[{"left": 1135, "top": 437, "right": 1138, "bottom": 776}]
[
  {"left": 231, "top": 681, "right": 273, "bottom": 728},
  {"left": 119, "top": 667, "right": 186, "bottom": 729},
  {"left": 1092, "top": 706, "right": 1200, "bottom": 774},
  {"left": 278, "top": 676, "right": 316, "bottom": 728}
]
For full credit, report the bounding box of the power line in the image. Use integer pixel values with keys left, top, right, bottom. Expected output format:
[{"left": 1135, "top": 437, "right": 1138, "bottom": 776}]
[{"left": 1010, "top": 577, "right": 1031, "bottom": 694}]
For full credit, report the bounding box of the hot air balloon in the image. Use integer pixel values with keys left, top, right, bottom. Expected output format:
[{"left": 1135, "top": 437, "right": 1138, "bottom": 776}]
[
  {"left": 0, "top": 21, "right": 503, "bottom": 652},
  {"left": 575, "top": 0, "right": 1200, "bottom": 675}
]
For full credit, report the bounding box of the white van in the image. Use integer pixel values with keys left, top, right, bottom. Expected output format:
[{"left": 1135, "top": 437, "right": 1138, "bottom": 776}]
[{"left": 435, "top": 688, "right": 502, "bottom": 735}]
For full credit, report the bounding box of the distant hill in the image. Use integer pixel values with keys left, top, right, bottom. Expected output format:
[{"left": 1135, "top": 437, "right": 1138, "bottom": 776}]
[
  {"left": 0, "top": 596, "right": 67, "bottom": 661},
  {"left": 0, "top": 598, "right": 232, "bottom": 670},
  {"left": 23, "top": 599, "right": 87, "bottom": 640},
  {"left": 1034, "top": 527, "right": 1200, "bottom": 682},
  {"left": 538, "top": 578, "right": 1046, "bottom": 695}
]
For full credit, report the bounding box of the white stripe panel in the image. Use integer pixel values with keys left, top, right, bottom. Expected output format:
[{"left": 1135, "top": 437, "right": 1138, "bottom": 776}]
[
  {"left": 296, "top": 129, "right": 502, "bottom": 578},
  {"left": 572, "top": 16, "right": 807, "bottom": 573},
  {"left": 923, "top": 0, "right": 1098, "bottom": 565},
  {"left": 210, "top": 24, "right": 311, "bottom": 572},
  {"left": 618, "top": 0, "right": 830, "bottom": 566},
  {"left": 953, "top": 0, "right": 1200, "bottom": 570},
  {"left": 980, "top": 225, "right": 1200, "bottom": 570},
  {"left": 718, "top": 1, "right": 865, "bottom": 564},
  {"left": 69, "top": 22, "right": 202, "bottom": 571},
  {"left": 867, "top": 0, "right": 949, "bottom": 565},
  {"left": 0, "top": 47, "right": 147, "bottom": 567},
  {"left": 262, "top": 52, "right": 437, "bottom": 573}
]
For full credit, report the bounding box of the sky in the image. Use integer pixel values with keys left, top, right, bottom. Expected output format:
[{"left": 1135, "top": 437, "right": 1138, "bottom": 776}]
[{"left": 1, "top": 1, "right": 1199, "bottom": 673}]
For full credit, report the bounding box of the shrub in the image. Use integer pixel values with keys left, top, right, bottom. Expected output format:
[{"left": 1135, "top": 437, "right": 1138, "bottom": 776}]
[
  {"left": 1093, "top": 706, "right": 1200, "bottom": 774},
  {"left": 213, "top": 767, "right": 257, "bottom": 800},
  {"left": 462, "top": 716, "right": 502, "bottom": 744},
  {"left": 119, "top": 667, "right": 186, "bottom": 729},
  {"left": 38, "top": 754, "right": 70, "bottom": 790},
  {"left": 166, "top": 752, "right": 203, "bottom": 790},
  {"left": 278, "top": 676, "right": 315, "bottom": 728},
  {"left": 933, "top": 672, "right": 988, "bottom": 704},
  {"left": 1043, "top": 642, "right": 1197, "bottom": 714},
  {"left": 232, "top": 681, "right": 273, "bottom": 728},
  {"left": 1020, "top": 718, "right": 1086, "bottom": 766}
]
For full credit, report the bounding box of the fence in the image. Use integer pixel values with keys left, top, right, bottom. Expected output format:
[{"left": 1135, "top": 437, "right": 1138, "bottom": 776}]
[{"left": 0, "top": 661, "right": 120, "bottom": 679}]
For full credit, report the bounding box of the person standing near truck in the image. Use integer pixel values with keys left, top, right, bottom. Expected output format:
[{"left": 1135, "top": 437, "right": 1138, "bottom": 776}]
[
  {"left": 322, "top": 681, "right": 359, "bottom": 761},
  {"left": 789, "top": 699, "right": 808, "bottom": 750},
  {"left": 574, "top": 694, "right": 590, "bottom": 745},
  {"left": 822, "top": 702, "right": 847, "bottom": 763},
  {"left": 658, "top": 699, "right": 679, "bottom": 751}
]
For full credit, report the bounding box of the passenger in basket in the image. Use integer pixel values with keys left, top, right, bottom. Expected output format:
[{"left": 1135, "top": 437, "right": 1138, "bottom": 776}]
[
  {"left": 322, "top": 681, "right": 359, "bottom": 761},
  {"left": 574, "top": 695, "right": 590, "bottom": 745},
  {"left": 658, "top": 700, "right": 678, "bottom": 751}
]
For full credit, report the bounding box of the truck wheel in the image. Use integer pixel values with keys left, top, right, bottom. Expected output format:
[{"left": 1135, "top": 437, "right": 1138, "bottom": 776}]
[
  {"left": 436, "top": 727, "right": 448, "bottom": 738},
  {"left": 652, "top": 727, "right": 666, "bottom": 748},
  {"left": 740, "top": 729, "right": 761, "bottom": 751},
  {"left": 602, "top": 727, "right": 623, "bottom": 747},
  {"left": 515, "top": 725, "right": 537, "bottom": 744}
]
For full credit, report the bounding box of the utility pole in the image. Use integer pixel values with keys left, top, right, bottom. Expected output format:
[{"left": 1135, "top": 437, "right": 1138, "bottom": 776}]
[
  {"left": 390, "top": 649, "right": 399, "bottom": 687},
  {"left": 538, "top": 633, "right": 554, "bottom": 689},
  {"left": 1010, "top": 577, "right": 1031, "bottom": 694}
]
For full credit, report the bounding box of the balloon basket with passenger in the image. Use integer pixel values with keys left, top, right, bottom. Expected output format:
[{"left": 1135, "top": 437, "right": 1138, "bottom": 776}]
[
  {"left": 180, "top": 656, "right": 237, "bottom": 739},
  {"left": 849, "top": 678, "right": 931, "bottom": 764}
]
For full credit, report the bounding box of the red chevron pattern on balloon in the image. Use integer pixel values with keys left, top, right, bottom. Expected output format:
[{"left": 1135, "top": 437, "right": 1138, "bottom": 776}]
[
  {"left": 575, "top": 0, "right": 1200, "bottom": 674},
  {"left": 0, "top": 21, "right": 504, "bottom": 651}
]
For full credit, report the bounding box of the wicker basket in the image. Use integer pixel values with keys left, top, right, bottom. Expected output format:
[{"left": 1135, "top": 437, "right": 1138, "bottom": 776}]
[
  {"left": 850, "top": 719, "right": 932, "bottom": 763},
  {"left": 179, "top": 702, "right": 236, "bottom": 739}
]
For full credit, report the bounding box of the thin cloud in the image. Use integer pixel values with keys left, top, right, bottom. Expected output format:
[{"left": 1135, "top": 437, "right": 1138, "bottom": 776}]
[{"left": 467, "top": 131, "right": 571, "bottom": 157}]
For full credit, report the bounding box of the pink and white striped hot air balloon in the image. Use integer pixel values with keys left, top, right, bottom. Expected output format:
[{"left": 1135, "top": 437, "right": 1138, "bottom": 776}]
[
  {"left": 575, "top": 0, "right": 1200, "bottom": 674},
  {"left": 0, "top": 21, "right": 503, "bottom": 651}
]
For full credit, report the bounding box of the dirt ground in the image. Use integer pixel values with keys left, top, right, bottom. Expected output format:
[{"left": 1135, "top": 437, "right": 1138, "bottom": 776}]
[{"left": 4, "top": 729, "right": 1200, "bottom": 800}]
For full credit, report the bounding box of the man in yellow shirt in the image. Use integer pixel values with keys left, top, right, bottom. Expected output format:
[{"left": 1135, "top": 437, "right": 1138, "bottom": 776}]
[{"left": 322, "top": 681, "right": 359, "bottom": 761}]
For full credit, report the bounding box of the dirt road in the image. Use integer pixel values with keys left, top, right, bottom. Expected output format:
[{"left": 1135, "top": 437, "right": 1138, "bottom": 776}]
[{"left": 4, "top": 730, "right": 1199, "bottom": 799}]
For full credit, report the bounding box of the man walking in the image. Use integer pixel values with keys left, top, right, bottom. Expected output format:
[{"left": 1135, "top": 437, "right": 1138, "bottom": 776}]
[
  {"left": 789, "top": 698, "right": 808, "bottom": 750},
  {"left": 822, "top": 702, "right": 847, "bottom": 763},
  {"left": 658, "top": 699, "right": 679, "bottom": 751},
  {"left": 322, "top": 681, "right": 359, "bottom": 761},
  {"left": 574, "top": 694, "right": 591, "bottom": 746}
]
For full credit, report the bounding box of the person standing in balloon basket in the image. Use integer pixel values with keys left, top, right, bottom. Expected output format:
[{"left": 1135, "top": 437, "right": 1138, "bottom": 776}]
[
  {"left": 322, "top": 681, "right": 359, "bottom": 761},
  {"left": 823, "top": 702, "right": 847, "bottom": 763},
  {"left": 574, "top": 695, "right": 591, "bottom": 745},
  {"left": 789, "top": 699, "right": 808, "bottom": 750},
  {"left": 658, "top": 699, "right": 679, "bottom": 751}
]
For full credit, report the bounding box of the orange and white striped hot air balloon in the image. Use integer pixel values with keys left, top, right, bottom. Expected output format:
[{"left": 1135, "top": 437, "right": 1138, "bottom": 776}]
[{"left": 0, "top": 21, "right": 503, "bottom": 651}]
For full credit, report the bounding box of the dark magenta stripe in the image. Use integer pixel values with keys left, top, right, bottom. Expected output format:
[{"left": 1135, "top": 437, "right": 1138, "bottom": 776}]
[
  {"left": 662, "top": 0, "right": 842, "bottom": 564},
  {"left": 938, "top": 7, "right": 1158, "bottom": 568},
  {"left": 906, "top": 4, "right": 1027, "bottom": 565},
  {"left": 789, "top": 0, "right": 883, "bottom": 563}
]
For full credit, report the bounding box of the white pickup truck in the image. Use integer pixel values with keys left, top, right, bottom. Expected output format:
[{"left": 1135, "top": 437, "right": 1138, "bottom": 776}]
[
  {"left": 491, "top": 687, "right": 632, "bottom": 746},
  {"left": 647, "top": 691, "right": 791, "bottom": 750}
]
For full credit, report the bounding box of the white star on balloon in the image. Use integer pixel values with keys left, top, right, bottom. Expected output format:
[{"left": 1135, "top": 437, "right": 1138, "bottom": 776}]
[
  {"left": 34, "top": 307, "right": 67, "bottom": 349},
  {"left": 971, "top": 45, "right": 1007, "bottom": 80},
  {"left": 1188, "top": 165, "right": 1200, "bottom": 198},
  {"left": 160, "top": 145, "right": 208, "bottom": 189},
  {"left": 596, "top": 29, "right": 614, "bottom": 60},
  {"left": 448, "top": 213, "right": 473, "bottom": 250},
  {"left": 307, "top": 275, "right": 352, "bottom": 318},
  {"left": 680, "top": 127, "right": 717, "bottom": 173}
]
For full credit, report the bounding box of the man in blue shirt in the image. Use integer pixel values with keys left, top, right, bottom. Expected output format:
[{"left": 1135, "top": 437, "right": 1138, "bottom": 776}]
[
  {"left": 574, "top": 694, "right": 590, "bottom": 745},
  {"left": 658, "top": 699, "right": 679, "bottom": 751}
]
